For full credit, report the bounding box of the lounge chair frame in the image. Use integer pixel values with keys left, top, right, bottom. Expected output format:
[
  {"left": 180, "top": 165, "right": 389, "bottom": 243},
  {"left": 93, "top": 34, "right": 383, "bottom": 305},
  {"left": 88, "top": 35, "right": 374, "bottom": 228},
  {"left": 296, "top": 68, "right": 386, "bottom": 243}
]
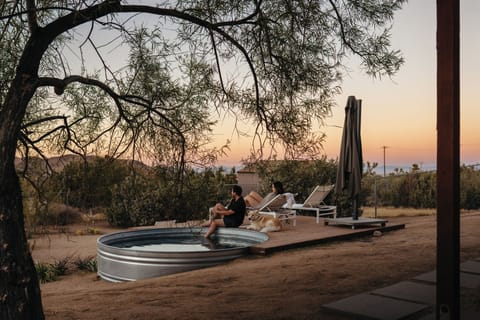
[
  {"left": 292, "top": 185, "right": 337, "bottom": 223},
  {"left": 257, "top": 194, "right": 297, "bottom": 227}
]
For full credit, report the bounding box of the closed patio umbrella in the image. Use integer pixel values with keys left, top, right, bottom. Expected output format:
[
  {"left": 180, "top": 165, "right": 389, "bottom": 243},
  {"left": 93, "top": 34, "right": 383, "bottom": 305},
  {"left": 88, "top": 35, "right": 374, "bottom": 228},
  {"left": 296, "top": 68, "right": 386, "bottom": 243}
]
[{"left": 335, "top": 96, "right": 363, "bottom": 220}]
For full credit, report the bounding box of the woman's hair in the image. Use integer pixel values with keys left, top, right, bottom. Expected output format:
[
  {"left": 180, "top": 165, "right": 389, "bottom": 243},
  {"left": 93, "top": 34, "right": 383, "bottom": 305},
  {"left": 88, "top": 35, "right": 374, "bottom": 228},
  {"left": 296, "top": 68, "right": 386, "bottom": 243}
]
[{"left": 272, "top": 181, "right": 284, "bottom": 194}]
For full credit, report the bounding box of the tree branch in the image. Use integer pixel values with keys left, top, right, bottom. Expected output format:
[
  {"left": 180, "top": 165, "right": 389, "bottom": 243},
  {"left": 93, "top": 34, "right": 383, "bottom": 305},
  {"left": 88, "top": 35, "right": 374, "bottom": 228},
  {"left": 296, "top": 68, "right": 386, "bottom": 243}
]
[
  {"left": 25, "top": 0, "right": 39, "bottom": 33},
  {"left": 328, "top": 0, "right": 365, "bottom": 58},
  {"left": 36, "top": 74, "right": 187, "bottom": 170},
  {"left": 116, "top": 4, "right": 266, "bottom": 123}
]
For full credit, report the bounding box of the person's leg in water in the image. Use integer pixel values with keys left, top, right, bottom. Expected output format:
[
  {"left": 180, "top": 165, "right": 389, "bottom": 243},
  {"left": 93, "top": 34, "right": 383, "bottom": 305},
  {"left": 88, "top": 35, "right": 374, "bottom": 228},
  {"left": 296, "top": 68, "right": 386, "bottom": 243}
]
[{"left": 204, "top": 219, "right": 226, "bottom": 239}]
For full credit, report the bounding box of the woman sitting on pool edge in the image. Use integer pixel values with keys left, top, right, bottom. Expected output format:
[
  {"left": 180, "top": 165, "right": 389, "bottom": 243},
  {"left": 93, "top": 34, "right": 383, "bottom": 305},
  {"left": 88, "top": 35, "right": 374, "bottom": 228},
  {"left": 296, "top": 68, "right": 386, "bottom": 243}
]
[{"left": 202, "top": 185, "right": 246, "bottom": 239}]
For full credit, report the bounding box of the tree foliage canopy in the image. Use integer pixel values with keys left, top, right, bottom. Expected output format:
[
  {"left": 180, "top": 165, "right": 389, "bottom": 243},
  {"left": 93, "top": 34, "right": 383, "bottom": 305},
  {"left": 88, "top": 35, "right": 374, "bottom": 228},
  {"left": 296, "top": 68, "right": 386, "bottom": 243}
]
[{"left": 1, "top": 0, "right": 405, "bottom": 167}]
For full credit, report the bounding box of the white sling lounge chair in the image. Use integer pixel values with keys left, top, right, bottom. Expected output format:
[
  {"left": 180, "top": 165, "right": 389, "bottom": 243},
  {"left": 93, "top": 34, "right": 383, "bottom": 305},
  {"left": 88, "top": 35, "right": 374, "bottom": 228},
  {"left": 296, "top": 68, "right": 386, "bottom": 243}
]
[
  {"left": 256, "top": 193, "right": 297, "bottom": 227},
  {"left": 291, "top": 185, "right": 337, "bottom": 223}
]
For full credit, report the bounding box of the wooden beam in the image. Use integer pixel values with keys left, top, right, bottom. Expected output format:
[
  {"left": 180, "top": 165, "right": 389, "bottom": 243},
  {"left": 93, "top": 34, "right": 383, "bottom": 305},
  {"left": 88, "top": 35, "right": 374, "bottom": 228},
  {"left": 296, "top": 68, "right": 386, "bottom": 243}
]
[{"left": 436, "top": 0, "right": 460, "bottom": 319}]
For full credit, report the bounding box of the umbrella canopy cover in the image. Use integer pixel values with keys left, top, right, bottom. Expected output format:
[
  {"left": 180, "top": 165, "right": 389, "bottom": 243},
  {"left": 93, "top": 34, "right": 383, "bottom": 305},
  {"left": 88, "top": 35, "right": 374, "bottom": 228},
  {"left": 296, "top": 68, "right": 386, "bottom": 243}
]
[{"left": 335, "top": 96, "right": 363, "bottom": 217}]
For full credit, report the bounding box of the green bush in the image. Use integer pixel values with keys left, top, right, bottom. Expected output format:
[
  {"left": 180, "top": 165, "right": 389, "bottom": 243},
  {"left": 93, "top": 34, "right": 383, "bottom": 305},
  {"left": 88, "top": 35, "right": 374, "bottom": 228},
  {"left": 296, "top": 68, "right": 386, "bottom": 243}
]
[
  {"left": 362, "top": 164, "right": 480, "bottom": 210},
  {"left": 460, "top": 165, "right": 480, "bottom": 210},
  {"left": 106, "top": 176, "right": 138, "bottom": 227},
  {"left": 254, "top": 158, "right": 337, "bottom": 199},
  {"left": 48, "top": 157, "right": 129, "bottom": 210},
  {"left": 28, "top": 154, "right": 480, "bottom": 228},
  {"left": 252, "top": 158, "right": 356, "bottom": 215},
  {"left": 106, "top": 166, "right": 238, "bottom": 227}
]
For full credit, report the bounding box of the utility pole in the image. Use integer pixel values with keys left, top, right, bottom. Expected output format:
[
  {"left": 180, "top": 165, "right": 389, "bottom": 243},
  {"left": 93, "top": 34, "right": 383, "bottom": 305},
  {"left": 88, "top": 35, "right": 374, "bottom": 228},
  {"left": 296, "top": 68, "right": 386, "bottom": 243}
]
[{"left": 381, "top": 146, "right": 389, "bottom": 177}]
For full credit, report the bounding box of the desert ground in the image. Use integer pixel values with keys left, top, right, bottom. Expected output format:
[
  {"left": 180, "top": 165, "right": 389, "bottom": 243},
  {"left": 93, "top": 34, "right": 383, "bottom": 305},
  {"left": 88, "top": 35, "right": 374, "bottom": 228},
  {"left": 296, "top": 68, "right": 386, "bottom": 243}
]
[{"left": 32, "top": 212, "right": 480, "bottom": 320}]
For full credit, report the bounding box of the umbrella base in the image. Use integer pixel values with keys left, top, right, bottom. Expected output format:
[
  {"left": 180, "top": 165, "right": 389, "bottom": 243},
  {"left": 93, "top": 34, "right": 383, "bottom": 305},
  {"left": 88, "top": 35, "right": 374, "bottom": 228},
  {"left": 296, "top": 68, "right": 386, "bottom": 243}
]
[{"left": 324, "top": 217, "right": 388, "bottom": 230}]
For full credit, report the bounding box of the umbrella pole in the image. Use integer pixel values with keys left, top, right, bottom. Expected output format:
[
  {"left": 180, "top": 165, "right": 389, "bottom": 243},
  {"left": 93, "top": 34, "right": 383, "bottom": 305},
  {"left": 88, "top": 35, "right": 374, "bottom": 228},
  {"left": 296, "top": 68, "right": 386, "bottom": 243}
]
[{"left": 352, "top": 195, "right": 359, "bottom": 220}]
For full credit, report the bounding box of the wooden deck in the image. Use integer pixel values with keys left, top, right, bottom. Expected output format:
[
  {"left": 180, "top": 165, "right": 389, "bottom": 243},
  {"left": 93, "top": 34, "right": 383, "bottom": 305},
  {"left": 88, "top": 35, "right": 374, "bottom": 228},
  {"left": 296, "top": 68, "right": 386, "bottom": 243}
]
[{"left": 248, "top": 215, "right": 405, "bottom": 255}]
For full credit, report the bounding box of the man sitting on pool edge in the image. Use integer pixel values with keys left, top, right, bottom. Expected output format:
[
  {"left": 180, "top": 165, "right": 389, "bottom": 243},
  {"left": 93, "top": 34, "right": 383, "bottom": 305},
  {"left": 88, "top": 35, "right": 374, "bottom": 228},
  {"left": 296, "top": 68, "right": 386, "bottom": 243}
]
[{"left": 202, "top": 185, "right": 246, "bottom": 239}]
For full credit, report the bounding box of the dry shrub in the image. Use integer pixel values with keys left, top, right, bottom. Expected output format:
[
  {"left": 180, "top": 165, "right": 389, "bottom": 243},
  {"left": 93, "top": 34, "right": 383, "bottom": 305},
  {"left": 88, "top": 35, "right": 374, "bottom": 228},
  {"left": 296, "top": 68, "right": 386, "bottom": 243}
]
[
  {"left": 75, "top": 227, "right": 102, "bottom": 236},
  {"left": 81, "top": 213, "right": 107, "bottom": 224},
  {"left": 362, "top": 206, "right": 435, "bottom": 218},
  {"left": 47, "top": 203, "right": 83, "bottom": 225}
]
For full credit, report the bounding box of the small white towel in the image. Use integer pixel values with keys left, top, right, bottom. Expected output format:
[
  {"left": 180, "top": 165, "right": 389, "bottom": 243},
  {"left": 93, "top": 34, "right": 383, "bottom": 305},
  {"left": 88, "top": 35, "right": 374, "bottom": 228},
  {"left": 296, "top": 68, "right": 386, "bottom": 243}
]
[{"left": 282, "top": 192, "right": 296, "bottom": 208}]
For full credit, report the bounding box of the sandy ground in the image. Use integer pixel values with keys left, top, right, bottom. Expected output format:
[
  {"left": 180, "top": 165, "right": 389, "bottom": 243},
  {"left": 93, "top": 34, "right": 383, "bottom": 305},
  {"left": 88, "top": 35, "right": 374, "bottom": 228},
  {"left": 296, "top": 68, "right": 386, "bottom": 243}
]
[{"left": 32, "top": 212, "right": 480, "bottom": 320}]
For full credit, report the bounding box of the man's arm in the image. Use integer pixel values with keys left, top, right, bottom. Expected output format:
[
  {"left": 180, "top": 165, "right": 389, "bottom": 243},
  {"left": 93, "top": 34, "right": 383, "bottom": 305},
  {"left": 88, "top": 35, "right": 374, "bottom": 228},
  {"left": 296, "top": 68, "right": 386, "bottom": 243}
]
[{"left": 218, "top": 208, "right": 235, "bottom": 216}]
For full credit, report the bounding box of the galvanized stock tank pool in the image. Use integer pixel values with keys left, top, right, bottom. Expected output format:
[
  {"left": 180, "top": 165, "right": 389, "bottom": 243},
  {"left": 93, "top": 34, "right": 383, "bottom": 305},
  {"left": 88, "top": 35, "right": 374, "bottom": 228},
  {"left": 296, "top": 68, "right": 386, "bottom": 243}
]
[{"left": 97, "top": 227, "right": 268, "bottom": 282}]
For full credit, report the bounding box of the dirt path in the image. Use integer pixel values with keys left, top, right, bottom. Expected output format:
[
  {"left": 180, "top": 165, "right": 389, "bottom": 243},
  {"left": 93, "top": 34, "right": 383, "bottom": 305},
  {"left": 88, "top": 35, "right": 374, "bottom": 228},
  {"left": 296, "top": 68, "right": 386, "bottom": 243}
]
[{"left": 36, "top": 213, "right": 480, "bottom": 320}]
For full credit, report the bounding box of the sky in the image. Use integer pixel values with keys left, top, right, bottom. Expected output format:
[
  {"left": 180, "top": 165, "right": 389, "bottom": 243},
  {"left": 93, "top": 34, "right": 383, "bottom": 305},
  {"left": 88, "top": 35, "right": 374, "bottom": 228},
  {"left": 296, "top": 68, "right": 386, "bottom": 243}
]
[
  {"left": 63, "top": 1, "right": 479, "bottom": 172},
  {"left": 213, "top": 0, "right": 480, "bottom": 172}
]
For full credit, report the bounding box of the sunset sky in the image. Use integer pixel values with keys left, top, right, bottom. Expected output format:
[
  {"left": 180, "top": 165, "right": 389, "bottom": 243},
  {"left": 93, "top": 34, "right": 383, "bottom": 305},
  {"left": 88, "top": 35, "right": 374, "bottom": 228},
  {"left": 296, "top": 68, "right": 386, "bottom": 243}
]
[{"left": 213, "top": 0, "right": 480, "bottom": 172}]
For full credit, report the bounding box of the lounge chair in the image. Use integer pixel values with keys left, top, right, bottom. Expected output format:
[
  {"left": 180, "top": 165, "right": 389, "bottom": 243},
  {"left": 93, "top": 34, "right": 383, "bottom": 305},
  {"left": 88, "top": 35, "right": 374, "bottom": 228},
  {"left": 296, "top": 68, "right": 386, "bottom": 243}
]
[
  {"left": 246, "top": 191, "right": 278, "bottom": 211},
  {"left": 291, "top": 185, "right": 337, "bottom": 223},
  {"left": 256, "top": 193, "right": 297, "bottom": 227}
]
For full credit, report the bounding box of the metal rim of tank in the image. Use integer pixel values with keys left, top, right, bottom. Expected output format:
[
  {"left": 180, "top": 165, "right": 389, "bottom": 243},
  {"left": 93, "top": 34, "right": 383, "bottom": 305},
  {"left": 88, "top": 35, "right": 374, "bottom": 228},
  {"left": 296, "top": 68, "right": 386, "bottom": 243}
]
[{"left": 97, "top": 227, "right": 268, "bottom": 282}]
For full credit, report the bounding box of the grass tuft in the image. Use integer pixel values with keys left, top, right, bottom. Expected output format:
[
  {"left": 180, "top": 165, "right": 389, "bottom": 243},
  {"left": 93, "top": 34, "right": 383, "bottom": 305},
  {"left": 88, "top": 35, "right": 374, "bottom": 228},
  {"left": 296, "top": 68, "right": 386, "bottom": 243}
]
[
  {"left": 50, "top": 256, "right": 71, "bottom": 276},
  {"left": 73, "top": 256, "right": 97, "bottom": 272},
  {"left": 35, "top": 262, "right": 58, "bottom": 283},
  {"left": 36, "top": 255, "right": 97, "bottom": 283}
]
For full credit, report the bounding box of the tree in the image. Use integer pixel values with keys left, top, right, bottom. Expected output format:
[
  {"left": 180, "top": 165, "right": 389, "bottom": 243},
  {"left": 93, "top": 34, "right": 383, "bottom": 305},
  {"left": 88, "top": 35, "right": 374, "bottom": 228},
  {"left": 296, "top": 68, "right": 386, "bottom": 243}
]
[
  {"left": 50, "top": 156, "right": 130, "bottom": 209},
  {"left": 0, "top": 0, "right": 405, "bottom": 318}
]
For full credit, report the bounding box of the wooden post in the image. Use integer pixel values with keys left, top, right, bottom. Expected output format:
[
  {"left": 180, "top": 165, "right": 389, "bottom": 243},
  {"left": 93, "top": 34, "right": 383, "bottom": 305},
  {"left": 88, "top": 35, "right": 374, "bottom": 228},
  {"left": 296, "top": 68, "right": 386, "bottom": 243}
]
[{"left": 436, "top": 0, "right": 460, "bottom": 319}]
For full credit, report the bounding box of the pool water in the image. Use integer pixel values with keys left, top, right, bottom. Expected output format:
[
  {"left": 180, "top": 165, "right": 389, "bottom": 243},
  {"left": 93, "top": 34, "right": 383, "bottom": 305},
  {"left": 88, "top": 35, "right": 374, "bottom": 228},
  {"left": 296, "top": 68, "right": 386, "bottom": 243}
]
[{"left": 114, "top": 237, "right": 237, "bottom": 252}]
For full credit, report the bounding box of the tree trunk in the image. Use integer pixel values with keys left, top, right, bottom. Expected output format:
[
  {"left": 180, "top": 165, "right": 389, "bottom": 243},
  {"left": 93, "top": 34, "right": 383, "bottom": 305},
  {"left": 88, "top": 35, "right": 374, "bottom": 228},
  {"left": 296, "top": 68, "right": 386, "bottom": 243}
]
[
  {"left": 0, "top": 162, "right": 44, "bottom": 319},
  {"left": 0, "top": 69, "right": 45, "bottom": 318}
]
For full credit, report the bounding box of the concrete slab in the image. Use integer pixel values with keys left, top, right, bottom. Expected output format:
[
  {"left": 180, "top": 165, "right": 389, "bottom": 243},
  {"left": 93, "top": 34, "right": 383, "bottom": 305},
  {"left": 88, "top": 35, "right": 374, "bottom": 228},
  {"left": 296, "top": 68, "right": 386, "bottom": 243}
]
[
  {"left": 324, "top": 260, "right": 480, "bottom": 320},
  {"left": 414, "top": 271, "right": 436, "bottom": 283},
  {"left": 415, "top": 270, "right": 480, "bottom": 289},
  {"left": 462, "top": 273, "right": 480, "bottom": 289},
  {"left": 322, "top": 293, "right": 430, "bottom": 320},
  {"left": 417, "top": 313, "right": 434, "bottom": 320},
  {"left": 324, "top": 217, "right": 388, "bottom": 229},
  {"left": 461, "top": 260, "right": 480, "bottom": 274},
  {"left": 371, "top": 281, "right": 435, "bottom": 305},
  {"left": 462, "top": 309, "right": 480, "bottom": 320},
  {"left": 418, "top": 310, "right": 480, "bottom": 320}
]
